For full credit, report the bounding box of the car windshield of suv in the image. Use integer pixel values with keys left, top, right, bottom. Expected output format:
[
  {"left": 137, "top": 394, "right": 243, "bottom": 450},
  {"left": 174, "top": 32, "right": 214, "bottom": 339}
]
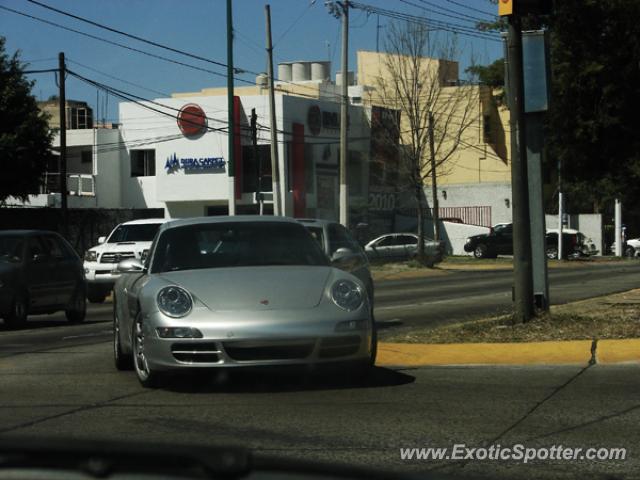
[
  {"left": 0, "top": 235, "right": 24, "bottom": 263},
  {"left": 107, "top": 223, "right": 161, "bottom": 243},
  {"left": 152, "top": 222, "right": 329, "bottom": 273}
]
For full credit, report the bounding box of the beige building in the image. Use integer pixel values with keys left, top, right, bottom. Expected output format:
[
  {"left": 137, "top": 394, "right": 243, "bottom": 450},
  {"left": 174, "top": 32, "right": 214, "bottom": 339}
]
[
  {"left": 38, "top": 99, "right": 94, "bottom": 130},
  {"left": 356, "top": 50, "right": 510, "bottom": 187}
]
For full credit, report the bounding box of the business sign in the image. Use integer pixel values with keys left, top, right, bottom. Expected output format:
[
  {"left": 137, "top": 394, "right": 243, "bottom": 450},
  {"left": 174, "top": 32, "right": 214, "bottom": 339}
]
[
  {"left": 307, "top": 105, "right": 346, "bottom": 135},
  {"left": 177, "top": 104, "right": 207, "bottom": 137},
  {"left": 499, "top": 0, "right": 512, "bottom": 16},
  {"left": 164, "top": 153, "right": 226, "bottom": 173}
]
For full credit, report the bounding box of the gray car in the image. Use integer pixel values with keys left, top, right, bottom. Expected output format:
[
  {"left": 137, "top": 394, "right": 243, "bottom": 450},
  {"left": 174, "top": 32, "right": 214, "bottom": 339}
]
[
  {"left": 0, "top": 230, "right": 86, "bottom": 328},
  {"left": 365, "top": 233, "right": 445, "bottom": 266},
  {"left": 298, "top": 218, "right": 374, "bottom": 307},
  {"left": 112, "top": 216, "right": 376, "bottom": 388}
]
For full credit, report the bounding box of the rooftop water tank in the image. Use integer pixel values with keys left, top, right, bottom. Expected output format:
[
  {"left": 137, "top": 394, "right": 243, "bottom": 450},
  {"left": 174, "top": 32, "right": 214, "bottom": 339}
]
[
  {"left": 278, "top": 63, "right": 292, "bottom": 82},
  {"left": 311, "top": 61, "right": 330, "bottom": 81},
  {"left": 292, "top": 62, "right": 311, "bottom": 82}
]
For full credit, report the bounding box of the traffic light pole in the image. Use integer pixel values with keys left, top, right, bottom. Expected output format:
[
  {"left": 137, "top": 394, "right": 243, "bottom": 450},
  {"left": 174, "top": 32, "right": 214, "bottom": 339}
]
[{"left": 507, "top": 14, "right": 534, "bottom": 322}]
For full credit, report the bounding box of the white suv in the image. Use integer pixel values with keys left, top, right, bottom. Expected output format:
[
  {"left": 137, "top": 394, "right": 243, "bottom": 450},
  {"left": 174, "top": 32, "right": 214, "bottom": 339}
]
[{"left": 83, "top": 218, "right": 167, "bottom": 303}]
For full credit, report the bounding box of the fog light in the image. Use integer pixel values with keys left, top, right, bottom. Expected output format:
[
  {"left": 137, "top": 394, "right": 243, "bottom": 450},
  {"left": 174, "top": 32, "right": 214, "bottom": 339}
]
[
  {"left": 335, "top": 320, "right": 365, "bottom": 332},
  {"left": 156, "top": 327, "right": 203, "bottom": 339}
]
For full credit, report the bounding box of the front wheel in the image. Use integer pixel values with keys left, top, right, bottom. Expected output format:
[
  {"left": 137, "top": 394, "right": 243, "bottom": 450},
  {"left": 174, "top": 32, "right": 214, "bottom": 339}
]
[
  {"left": 114, "top": 300, "right": 133, "bottom": 371},
  {"left": 132, "top": 313, "right": 162, "bottom": 388},
  {"left": 473, "top": 244, "right": 489, "bottom": 259},
  {"left": 87, "top": 285, "right": 107, "bottom": 304},
  {"left": 5, "top": 292, "right": 28, "bottom": 329},
  {"left": 546, "top": 247, "right": 559, "bottom": 260},
  {"left": 625, "top": 246, "right": 635, "bottom": 258},
  {"left": 65, "top": 284, "right": 87, "bottom": 323}
]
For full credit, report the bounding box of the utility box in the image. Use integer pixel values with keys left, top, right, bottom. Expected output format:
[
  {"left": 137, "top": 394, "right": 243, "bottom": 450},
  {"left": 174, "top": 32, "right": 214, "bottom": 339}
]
[{"left": 522, "top": 30, "right": 550, "bottom": 113}]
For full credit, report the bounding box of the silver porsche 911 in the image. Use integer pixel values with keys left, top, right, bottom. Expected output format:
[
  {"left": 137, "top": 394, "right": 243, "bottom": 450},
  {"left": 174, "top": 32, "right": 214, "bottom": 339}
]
[{"left": 112, "top": 216, "right": 376, "bottom": 387}]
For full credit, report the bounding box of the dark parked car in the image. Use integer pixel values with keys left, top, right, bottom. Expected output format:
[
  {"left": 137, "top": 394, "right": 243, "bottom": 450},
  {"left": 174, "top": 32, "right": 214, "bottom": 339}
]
[
  {"left": 0, "top": 230, "right": 86, "bottom": 328},
  {"left": 463, "top": 223, "right": 513, "bottom": 258},
  {"left": 298, "top": 218, "right": 374, "bottom": 307},
  {"left": 545, "top": 229, "right": 592, "bottom": 259}
]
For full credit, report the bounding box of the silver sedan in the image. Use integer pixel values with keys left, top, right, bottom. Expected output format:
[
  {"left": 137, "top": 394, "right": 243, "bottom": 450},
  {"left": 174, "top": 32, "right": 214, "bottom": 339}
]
[{"left": 112, "top": 216, "right": 376, "bottom": 388}]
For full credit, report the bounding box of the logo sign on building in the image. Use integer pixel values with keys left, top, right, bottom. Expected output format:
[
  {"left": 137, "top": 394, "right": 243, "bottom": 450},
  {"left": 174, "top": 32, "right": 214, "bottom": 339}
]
[
  {"left": 177, "top": 104, "right": 207, "bottom": 137},
  {"left": 307, "top": 105, "right": 321, "bottom": 136},
  {"left": 165, "top": 153, "right": 226, "bottom": 173}
]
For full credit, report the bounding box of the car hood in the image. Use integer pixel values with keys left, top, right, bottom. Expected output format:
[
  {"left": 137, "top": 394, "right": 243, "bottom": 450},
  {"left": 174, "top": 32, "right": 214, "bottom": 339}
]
[
  {"left": 155, "top": 266, "right": 333, "bottom": 311},
  {"left": 467, "top": 233, "right": 489, "bottom": 241},
  {"left": 90, "top": 241, "right": 153, "bottom": 256}
]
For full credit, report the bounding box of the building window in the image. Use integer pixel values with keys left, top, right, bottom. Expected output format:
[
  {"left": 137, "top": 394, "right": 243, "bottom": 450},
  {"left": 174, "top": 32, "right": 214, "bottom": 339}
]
[{"left": 130, "top": 150, "right": 156, "bottom": 177}]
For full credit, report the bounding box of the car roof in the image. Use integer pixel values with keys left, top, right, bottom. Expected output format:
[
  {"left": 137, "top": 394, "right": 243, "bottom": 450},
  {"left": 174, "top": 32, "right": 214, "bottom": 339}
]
[
  {"left": 0, "top": 229, "right": 60, "bottom": 236},
  {"left": 160, "top": 215, "right": 300, "bottom": 231},
  {"left": 119, "top": 218, "right": 169, "bottom": 226},
  {"left": 297, "top": 218, "right": 336, "bottom": 227},
  {"left": 546, "top": 228, "right": 579, "bottom": 234}
]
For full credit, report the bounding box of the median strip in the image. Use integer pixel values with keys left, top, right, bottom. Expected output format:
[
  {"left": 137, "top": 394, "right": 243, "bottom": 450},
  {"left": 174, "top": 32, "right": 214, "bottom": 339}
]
[{"left": 377, "top": 339, "right": 640, "bottom": 367}]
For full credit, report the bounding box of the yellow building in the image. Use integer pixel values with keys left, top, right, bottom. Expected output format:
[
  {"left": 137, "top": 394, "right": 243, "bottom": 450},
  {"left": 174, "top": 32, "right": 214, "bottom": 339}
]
[{"left": 356, "top": 50, "right": 511, "bottom": 187}]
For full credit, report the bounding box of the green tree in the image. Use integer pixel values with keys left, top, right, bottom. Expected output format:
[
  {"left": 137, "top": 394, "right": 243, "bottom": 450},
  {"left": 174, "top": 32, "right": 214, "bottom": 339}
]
[
  {"left": 547, "top": 0, "right": 640, "bottom": 218},
  {"left": 465, "top": 59, "right": 504, "bottom": 87},
  {"left": 0, "top": 36, "right": 53, "bottom": 204}
]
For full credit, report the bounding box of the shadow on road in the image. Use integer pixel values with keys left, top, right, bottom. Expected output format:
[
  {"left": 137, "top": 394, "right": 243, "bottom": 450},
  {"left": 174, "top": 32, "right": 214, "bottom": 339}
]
[
  {"left": 160, "top": 366, "right": 415, "bottom": 394},
  {"left": 0, "top": 319, "right": 107, "bottom": 333}
]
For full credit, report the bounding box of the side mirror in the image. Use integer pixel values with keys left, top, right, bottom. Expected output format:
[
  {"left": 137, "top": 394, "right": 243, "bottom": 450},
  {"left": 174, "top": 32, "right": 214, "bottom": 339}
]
[
  {"left": 98, "top": 236, "right": 106, "bottom": 244},
  {"left": 331, "top": 247, "right": 354, "bottom": 263},
  {"left": 140, "top": 249, "right": 149, "bottom": 264},
  {"left": 117, "top": 258, "right": 145, "bottom": 273}
]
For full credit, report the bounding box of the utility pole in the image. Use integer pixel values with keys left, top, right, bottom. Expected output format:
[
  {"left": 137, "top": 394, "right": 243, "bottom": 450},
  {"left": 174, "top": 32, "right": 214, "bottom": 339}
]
[
  {"left": 558, "top": 157, "right": 563, "bottom": 260},
  {"left": 251, "top": 108, "right": 263, "bottom": 215},
  {"left": 428, "top": 111, "right": 439, "bottom": 241},
  {"left": 376, "top": 14, "right": 380, "bottom": 52},
  {"left": 265, "top": 4, "right": 281, "bottom": 216},
  {"left": 58, "top": 52, "right": 68, "bottom": 236},
  {"left": 226, "top": 0, "right": 236, "bottom": 216},
  {"left": 615, "top": 199, "right": 622, "bottom": 257},
  {"left": 339, "top": 0, "right": 349, "bottom": 227},
  {"left": 506, "top": 14, "right": 534, "bottom": 322}
]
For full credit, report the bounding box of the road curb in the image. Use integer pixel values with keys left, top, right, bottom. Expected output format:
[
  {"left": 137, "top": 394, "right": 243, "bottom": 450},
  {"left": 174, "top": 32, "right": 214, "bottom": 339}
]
[{"left": 377, "top": 339, "right": 640, "bottom": 367}]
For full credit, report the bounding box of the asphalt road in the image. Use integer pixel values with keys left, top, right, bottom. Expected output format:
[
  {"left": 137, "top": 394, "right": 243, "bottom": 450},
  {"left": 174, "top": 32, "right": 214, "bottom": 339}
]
[
  {"left": 375, "top": 262, "right": 640, "bottom": 332},
  {"left": 1, "top": 262, "right": 639, "bottom": 355},
  {"left": 0, "top": 341, "right": 637, "bottom": 479},
  {"left": 1, "top": 262, "right": 639, "bottom": 478}
]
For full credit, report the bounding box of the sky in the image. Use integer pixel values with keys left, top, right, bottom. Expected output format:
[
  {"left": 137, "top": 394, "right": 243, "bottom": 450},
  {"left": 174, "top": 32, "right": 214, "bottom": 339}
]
[{"left": 0, "top": 0, "right": 502, "bottom": 123}]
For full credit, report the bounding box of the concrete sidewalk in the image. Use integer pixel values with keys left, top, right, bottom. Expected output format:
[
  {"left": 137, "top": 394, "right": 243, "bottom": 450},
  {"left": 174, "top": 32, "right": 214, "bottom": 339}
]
[{"left": 377, "top": 338, "right": 640, "bottom": 367}]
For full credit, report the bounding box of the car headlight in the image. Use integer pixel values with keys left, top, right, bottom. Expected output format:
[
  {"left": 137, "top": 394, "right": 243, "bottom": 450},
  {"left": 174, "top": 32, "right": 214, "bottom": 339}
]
[
  {"left": 84, "top": 250, "right": 98, "bottom": 262},
  {"left": 157, "top": 286, "right": 193, "bottom": 318},
  {"left": 331, "top": 280, "right": 363, "bottom": 311}
]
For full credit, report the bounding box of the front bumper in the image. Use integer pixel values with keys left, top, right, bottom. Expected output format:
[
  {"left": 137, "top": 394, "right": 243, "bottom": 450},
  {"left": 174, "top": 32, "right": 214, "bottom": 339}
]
[
  {"left": 84, "top": 261, "right": 120, "bottom": 286},
  {"left": 140, "top": 307, "right": 373, "bottom": 371}
]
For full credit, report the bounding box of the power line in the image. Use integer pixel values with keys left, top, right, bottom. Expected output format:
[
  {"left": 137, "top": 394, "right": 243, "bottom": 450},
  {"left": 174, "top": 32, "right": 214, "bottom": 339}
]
[
  {"left": 0, "top": 5, "right": 250, "bottom": 83},
  {"left": 67, "top": 59, "right": 170, "bottom": 97},
  {"left": 350, "top": 2, "right": 500, "bottom": 43},
  {"left": 21, "top": 0, "right": 345, "bottom": 102},
  {"left": 444, "top": 0, "right": 496, "bottom": 20},
  {"left": 413, "top": 0, "right": 494, "bottom": 23},
  {"left": 68, "top": 71, "right": 371, "bottom": 145},
  {"left": 273, "top": 0, "right": 315, "bottom": 46},
  {"left": 26, "top": 0, "right": 237, "bottom": 72},
  {"left": 398, "top": 0, "right": 488, "bottom": 25}
]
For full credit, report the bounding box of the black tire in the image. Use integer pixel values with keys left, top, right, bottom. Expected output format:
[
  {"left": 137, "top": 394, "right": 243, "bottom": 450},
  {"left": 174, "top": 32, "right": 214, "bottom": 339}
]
[
  {"left": 65, "top": 284, "right": 87, "bottom": 323},
  {"left": 368, "top": 319, "right": 378, "bottom": 367},
  {"left": 132, "top": 313, "right": 162, "bottom": 388},
  {"left": 113, "top": 298, "right": 133, "bottom": 371},
  {"left": 546, "top": 247, "right": 558, "bottom": 260},
  {"left": 5, "top": 292, "right": 28, "bottom": 329},
  {"left": 473, "top": 243, "right": 489, "bottom": 259},
  {"left": 624, "top": 246, "right": 635, "bottom": 258},
  {"left": 87, "top": 286, "right": 107, "bottom": 304}
]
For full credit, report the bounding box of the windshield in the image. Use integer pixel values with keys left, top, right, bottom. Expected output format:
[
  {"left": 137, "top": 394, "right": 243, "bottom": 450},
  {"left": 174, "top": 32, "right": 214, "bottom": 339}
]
[
  {"left": 151, "top": 222, "right": 329, "bottom": 273},
  {"left": 107, "top": 223, "right": 162, "bottom": 243},
  {"left": 0, "top": 235, "right": 24, "bottom": 263},
  {"left": 305, "top": 226, "right": 325, "bottom": 252}
]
